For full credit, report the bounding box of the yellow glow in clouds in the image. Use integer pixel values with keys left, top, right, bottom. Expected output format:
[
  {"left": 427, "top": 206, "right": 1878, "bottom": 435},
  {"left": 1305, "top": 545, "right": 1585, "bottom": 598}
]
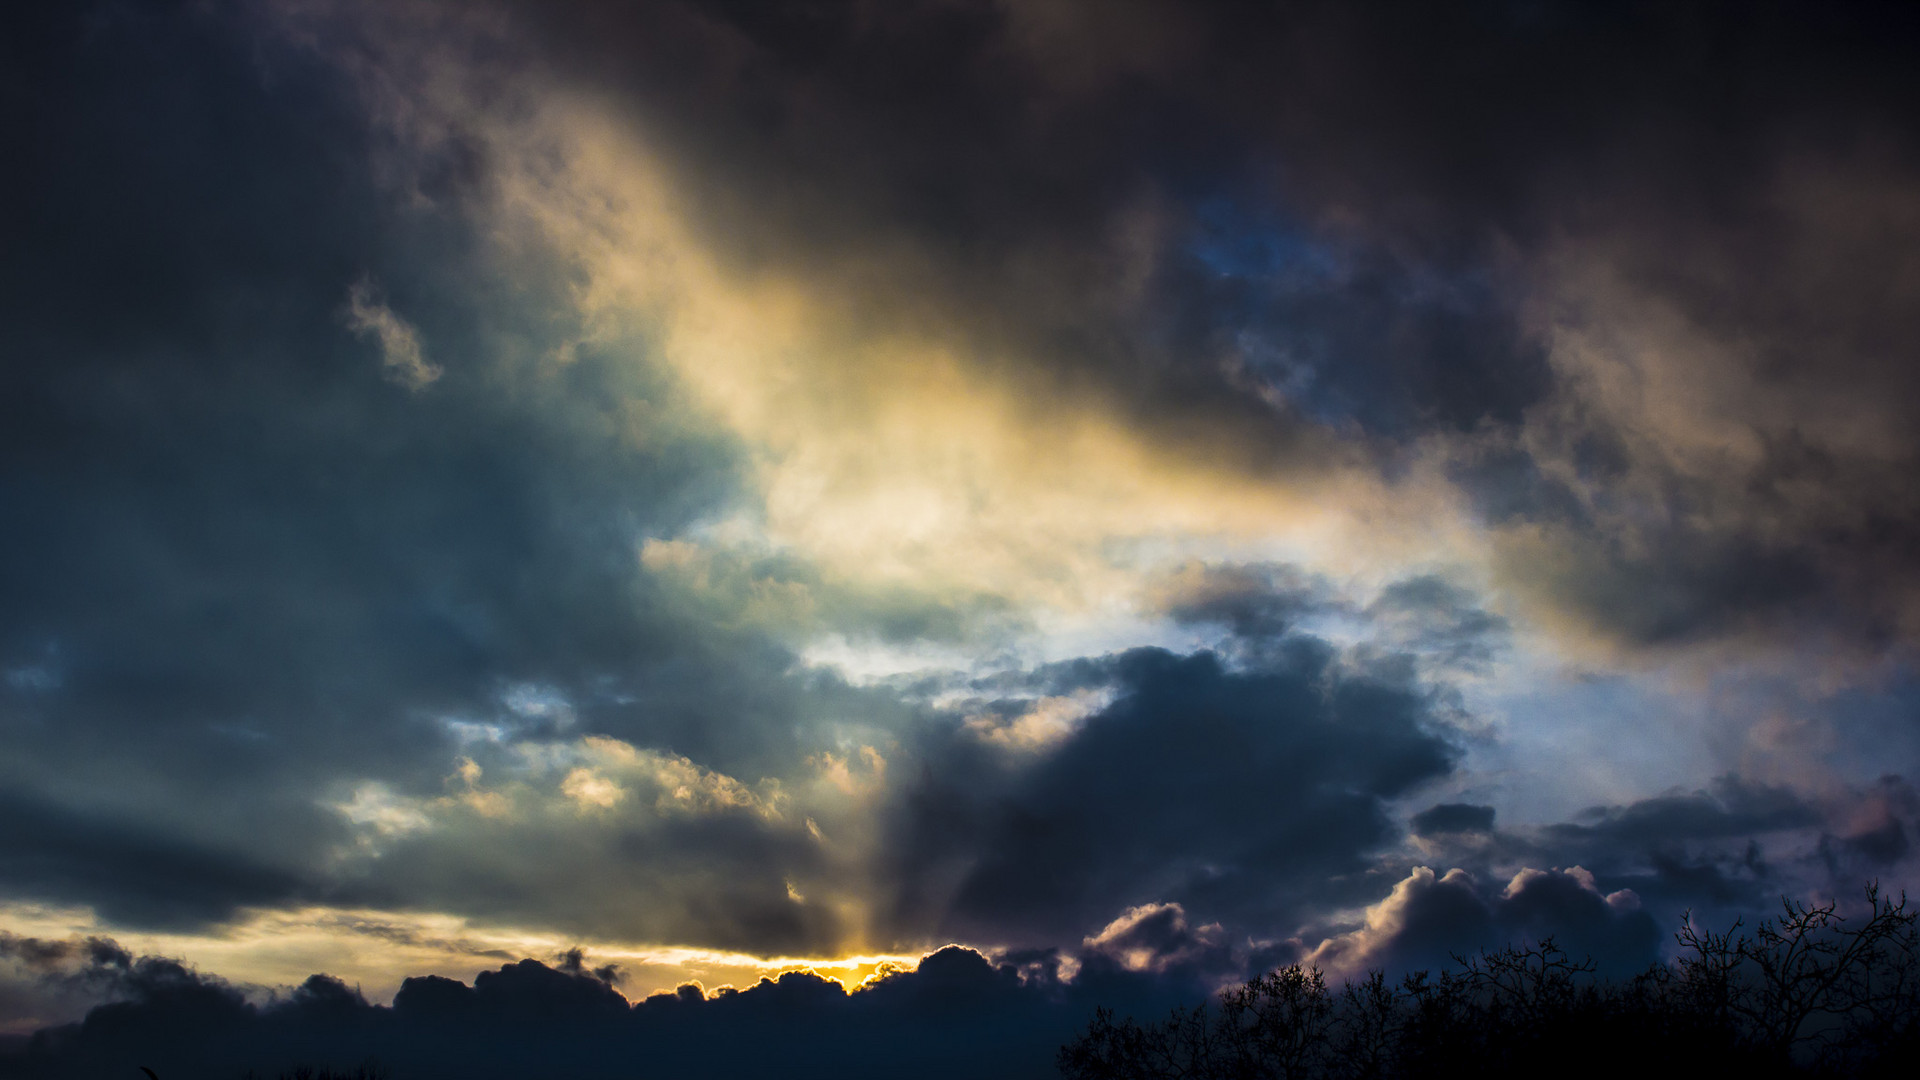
[{"left": 456, "top": 86, "right": 1478, "bottom": 616}]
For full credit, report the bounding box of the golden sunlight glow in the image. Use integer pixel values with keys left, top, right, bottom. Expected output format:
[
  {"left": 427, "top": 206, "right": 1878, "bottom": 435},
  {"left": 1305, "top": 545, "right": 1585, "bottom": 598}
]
[
  {"left": 458, "top": 88, "right": 1485, "bottom": 619},
  {"left": 0, "top": 897, "right": 932, "bottom": 1008}
]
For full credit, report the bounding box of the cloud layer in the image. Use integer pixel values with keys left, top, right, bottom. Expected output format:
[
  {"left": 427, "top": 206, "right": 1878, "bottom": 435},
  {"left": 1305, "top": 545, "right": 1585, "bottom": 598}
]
[{"left": 4, "top": 0, "right": 1920, "bottom": 1066}]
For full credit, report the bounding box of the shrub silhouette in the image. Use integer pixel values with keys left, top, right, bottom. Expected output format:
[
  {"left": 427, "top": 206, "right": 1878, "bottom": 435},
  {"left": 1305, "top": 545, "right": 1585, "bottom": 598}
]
[
  {"left": 1060, "top": 883, "right": 1918, "bottom": 1079},
  {"left": 235, "top": 1065, "right": 387, "bottom": 1080}
]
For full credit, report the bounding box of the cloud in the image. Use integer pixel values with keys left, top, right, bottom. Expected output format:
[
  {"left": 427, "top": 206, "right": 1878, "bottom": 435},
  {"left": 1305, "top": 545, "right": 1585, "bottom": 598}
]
[
  {"left": 343, "top": 278, "right": 441, "bottom": 390},
  {"left": 0, "top": 933, "right": 137, "bottom": 1035},
  {"left": 4, "top": 0, "right": 1920, "bottom": 1061},
  {"left": 0, "top": 0, "right": 875, "bottom": 956},
  {"left": 1539, "top": 775, "right": 1822, "bottom": 853},
  {"left": 282, "top": 0, "right": 1478, "bottom": 626},
  {"left": 490, "top": 0, "right": 1920, "bottom": 662},
  {"left": 1155, "top": 562, "right": 1328, "bottom": 642},
  {"left": 0, "top": 792, "right": 309, "bottom": 930},
  {"left": 1500, "top": 775, "right": 1832, "bottom": 915},
  {"left": 1361, "top": 576, "right": 1509, "bottom": 674},
  {"left": 1409, "top": 803, "right": 1495, "bottom": 838},
  {"left": 881, "top": 642, "right": 1458, "bottom": 944},
  {"left": 962, "top": 690, "right": 1108, "bottom": 754},
  {"left": 311, "top": 732, "right": 846, "bottom": 955},
  {"left": 1081, "top": 903, "right": 1230, "bottom": 976},
  {"left": 1150, "top": 563, "right": 1509, "bottom": 673},
  {"left": 1306, "top": 865, "right": 1659, "bottom": 980},
  {"left": 1397, "top": 772, "right": 1920, "bottom": 936}
]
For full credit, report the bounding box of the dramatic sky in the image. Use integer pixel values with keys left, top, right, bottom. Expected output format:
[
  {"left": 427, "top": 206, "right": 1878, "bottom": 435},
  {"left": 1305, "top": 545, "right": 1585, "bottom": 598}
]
[{"left": 5, "top": 0, "right": 1920, "bottom": 1075}]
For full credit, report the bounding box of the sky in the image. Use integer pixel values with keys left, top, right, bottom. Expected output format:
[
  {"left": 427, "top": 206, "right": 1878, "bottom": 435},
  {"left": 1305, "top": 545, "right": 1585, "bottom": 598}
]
[{"left": 4, "top": 1, "right": 1920, "bottom": 1076}]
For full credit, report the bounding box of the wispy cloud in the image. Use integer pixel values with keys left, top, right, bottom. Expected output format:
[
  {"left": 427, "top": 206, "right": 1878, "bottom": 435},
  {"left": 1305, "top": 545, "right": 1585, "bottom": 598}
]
[{"left": 344, "top": 277, "right": 440, "bottom": 390}]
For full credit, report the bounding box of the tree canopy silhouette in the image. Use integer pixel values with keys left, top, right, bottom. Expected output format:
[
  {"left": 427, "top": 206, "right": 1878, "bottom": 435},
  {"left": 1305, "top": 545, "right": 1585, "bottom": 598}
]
[{"left": 1061, "top": 884, "right": 1919, "bottom": 1079}]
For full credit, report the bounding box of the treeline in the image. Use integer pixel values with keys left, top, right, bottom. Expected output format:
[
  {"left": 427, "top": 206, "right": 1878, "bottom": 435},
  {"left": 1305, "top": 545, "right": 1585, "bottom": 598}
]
[
  {"left": 239, "top": 1060, "right": 385, "bottom": 1068},
  {"left": 1060, "top": 885, "right": 1920, "bottom": 1079}
]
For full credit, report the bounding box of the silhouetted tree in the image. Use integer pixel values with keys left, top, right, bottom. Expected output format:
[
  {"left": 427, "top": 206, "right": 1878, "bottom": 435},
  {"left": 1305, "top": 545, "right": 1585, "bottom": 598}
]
[
  {"left": 1672, "top": 882, "right": 1919, "bottom": 1072},
  {"left": 1060, "top": 883, "right": 1919, "bottom": 1079}
]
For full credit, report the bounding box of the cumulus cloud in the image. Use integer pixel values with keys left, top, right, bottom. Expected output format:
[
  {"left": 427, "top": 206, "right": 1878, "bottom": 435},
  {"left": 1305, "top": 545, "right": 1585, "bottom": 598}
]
[
  {"left": 1306, "top": 865, "right": 1659, "bottom": 980},
  {"left": 882, "top": 642, "right": 1458, "bottom": 945},
  {"left": 1081, "top": 903, "right": 1231, "bottom": 976},
  {"left": 1393, "top": 772, "right": 1920, "bottom": 940}
]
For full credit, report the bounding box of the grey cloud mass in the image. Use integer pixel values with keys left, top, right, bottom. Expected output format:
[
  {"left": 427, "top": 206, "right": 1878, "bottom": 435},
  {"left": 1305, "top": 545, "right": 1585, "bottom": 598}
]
[
  {"left": 1410, "top": 803, "right": 1497, "bottom": 839},
  {"left": 499, "top": 0, "right": 1920, "bottom": 654},
  {"left": 1307, "top": 865, "right": 1662, "bottom": 980},
  {"left": 884, "top": 642, "right": 1458, "bottom": 945}
]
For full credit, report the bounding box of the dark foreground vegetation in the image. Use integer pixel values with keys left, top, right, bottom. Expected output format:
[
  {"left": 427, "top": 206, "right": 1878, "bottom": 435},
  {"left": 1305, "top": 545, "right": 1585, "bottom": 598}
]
[
  {"left": 21, "top": 886, "right": 1918, "bottom": 1080},
  {"left": 1061, "top": 885, "right": 1920, "bottom": 1079},
  {"left": 239, "top": 1069, "right": 389, "bottom": 1080}
]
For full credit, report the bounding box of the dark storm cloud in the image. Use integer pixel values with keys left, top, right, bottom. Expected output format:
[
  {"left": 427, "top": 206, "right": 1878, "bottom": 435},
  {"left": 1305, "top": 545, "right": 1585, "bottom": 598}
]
[
  {"left": 1541, "top": 775, "right": 1822, "bottom": 853},
  {"left": 1410, "top": 803, "right": 1496, "bottom": 839},
  {"left": 1159, "top": 563, "right": 1327, "bottom": 642},
  {"left": 1304, "top": 865, "right": 1663, "bottom": 981},
  {"left": 0, "top": 792, "right": 309, "bottom": 930},
  {"left": 489, "top": 0, "right": 1560, "bottom": 462},
  {"left": 481, "top": 0, "right": 1920, "bottom": 653},
  {"left": 0, "top": 0, "right": 927, "bottom": 943},
  {"left": 1403, "top": 774, "right": 1920, "bottom": 935},
  {"left": 860, "top": 567, "right": 1508, "bottom": 948},
  {"left": 1154, "top": 563, "right": 1508, "bottom": 675},
  {"left": 882, "top": 641, "right": 1458, "bottom": 945},
  {"left": 1513, "top": 776, "right": 1828, "bottom": 914}
]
